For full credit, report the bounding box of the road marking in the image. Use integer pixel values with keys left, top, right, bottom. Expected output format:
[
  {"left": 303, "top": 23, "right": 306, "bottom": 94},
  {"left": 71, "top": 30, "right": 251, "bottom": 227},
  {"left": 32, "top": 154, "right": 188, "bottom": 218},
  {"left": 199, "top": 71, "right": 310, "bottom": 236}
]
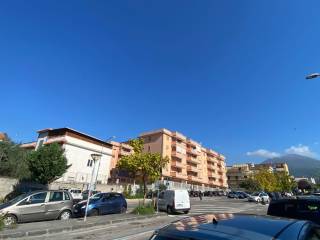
[{"left": 112, "top": 230, "right": 155, "bottom": 240}]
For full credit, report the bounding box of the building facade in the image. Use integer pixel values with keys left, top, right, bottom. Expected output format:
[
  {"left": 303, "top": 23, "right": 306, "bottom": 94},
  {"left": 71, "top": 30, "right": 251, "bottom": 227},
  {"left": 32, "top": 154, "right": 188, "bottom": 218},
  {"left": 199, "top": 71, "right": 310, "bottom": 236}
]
[
  {"left": 108, "top": 141, "right": 134, "bottom": 184},
  {"left": 139, "top": 129, "right": 228, "bottom": 190},
  {"left": 227, "top": 162, "right": 290, "bottom": 189},
  {"left": 22, "top": 128, "right": 113, "bottom": 188}
]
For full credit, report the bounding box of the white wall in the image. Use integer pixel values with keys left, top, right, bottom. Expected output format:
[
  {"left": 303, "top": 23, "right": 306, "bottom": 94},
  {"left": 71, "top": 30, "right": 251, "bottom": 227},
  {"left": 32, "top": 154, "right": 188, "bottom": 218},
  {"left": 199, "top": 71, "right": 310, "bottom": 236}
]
[{"left": 56, "top": 135, "right": 112, "bottom": 185}]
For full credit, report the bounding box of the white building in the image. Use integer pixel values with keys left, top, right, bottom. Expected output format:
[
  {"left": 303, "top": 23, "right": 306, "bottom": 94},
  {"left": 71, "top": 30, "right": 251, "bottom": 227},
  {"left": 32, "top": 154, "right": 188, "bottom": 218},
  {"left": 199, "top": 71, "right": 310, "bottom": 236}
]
[{"left": 24, "top": 128, "right": 113, "bottom": 187}]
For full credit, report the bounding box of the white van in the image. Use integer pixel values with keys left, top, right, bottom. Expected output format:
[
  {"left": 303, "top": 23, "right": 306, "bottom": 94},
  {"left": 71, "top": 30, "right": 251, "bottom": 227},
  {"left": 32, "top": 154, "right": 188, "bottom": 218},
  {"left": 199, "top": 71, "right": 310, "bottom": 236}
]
[{"left": 157, "top": 190, "right": 190, "bottom": 214}]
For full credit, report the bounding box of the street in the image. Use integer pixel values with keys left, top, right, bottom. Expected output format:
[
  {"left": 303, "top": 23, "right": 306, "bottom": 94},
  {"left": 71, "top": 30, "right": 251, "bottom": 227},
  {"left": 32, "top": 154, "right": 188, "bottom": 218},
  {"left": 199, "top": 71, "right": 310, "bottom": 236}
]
[{"left": 18, "top": 197, "right": 268, "bottom": 240}]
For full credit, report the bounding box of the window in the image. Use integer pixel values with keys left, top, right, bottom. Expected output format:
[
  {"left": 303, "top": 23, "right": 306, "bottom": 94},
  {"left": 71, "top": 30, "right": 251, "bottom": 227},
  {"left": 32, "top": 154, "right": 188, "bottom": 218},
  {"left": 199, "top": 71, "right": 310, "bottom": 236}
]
[
  {"left": 29, "top": 192, "right": 47, "bottom": 204},
  {"left": 64, "top": 192, "right": 70, "bottom": 200},
  {"left": 87, "top": 159, "right": 93, "bottom": 167},
  {"left": 49, "top": 192, "right": 64, "bottom": 202},
  {"left": 38, "top": 139, "right": 44, "bottom": 148}
]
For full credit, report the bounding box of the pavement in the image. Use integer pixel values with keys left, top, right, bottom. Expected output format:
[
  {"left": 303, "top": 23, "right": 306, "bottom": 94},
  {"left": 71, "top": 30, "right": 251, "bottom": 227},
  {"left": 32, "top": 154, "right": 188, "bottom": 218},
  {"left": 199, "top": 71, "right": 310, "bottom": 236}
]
[{"left": 0, "top": 197, "right": 268, "bottom": 240}]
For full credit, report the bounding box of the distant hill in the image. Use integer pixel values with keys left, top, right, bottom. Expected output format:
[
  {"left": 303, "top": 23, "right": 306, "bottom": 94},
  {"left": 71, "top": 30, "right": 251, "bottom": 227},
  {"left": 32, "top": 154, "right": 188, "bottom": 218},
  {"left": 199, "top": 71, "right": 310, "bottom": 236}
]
[{"left": 262, "top": 154, "right": 320, "bottom": 178}]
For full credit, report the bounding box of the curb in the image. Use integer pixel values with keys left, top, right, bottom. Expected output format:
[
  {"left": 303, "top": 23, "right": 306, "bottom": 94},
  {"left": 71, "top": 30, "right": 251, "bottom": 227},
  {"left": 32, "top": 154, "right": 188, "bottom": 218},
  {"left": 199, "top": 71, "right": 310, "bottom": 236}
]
[{"left": 0, "top": 214, "right": 165, "bottom": 239}]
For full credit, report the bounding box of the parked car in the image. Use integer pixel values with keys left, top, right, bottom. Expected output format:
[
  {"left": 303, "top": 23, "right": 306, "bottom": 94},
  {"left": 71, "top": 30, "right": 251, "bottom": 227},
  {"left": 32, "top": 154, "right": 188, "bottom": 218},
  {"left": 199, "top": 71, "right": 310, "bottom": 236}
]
[
  {"left": 73, "top": 192, "right": 127, "bottom": 217},
  {"left": 248, "top": 192, "right": 270, "bottom": 203},
  {"left": 149, "top": 213, "right": 320, "bottom": 240},
  {"left": 268, "top": 198, "right": 320, "bottom": 225},
  {"left": 236, "top": 191, "right": 250, "bottom": 199},
  {"left": 0, "top": 190, "right": 73, "bottom": 226},
  {"left": 227, "top": 191, "right": 240, "bottom": 199},
  {"left": 157, "top": 190, "right": 190, "bottom": 214}
]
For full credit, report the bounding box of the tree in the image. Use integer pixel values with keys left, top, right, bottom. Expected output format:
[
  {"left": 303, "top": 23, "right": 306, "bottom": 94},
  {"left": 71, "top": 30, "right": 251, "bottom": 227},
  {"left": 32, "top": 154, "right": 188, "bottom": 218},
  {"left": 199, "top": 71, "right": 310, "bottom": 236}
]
[
  {"left": 26, "top": 143, "right": 70, "bottom": 185},
  {"left": 275, "top": 172, "right": 296, "bottom": 192},
  {"left": 239, "top": 178, "right": 261, "bottom": 192},
  {"left": 117, "top": 139, "right": 169, "bottom": 205},
  {"left": 0, "top": 137, "right": 30, "bottom": 179},
  {"left": 254, "top": 169, "right": 277, "bottom": 192}
]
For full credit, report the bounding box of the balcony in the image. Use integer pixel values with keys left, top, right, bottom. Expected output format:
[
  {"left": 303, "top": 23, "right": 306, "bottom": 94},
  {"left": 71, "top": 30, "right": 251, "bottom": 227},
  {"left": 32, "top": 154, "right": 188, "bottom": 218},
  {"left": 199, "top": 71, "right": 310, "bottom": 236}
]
[
  {"left": 120, "top": 149, "right": 132, "bottom": 156},
  {"left": 186, "top": 155, "right": 200, "bottom": 164},
  {"left": 172, "top": 131, "right": 186, "bottom": 141},
  {"left": 187, "top": 175, "right": 198, "bottom": 181},
  {"left": 187, "top": 148, "right": 200, "bottom": 156},
  {"left": 207, "top": 164, "right": 216, "bottom": 170},
  {"left": 207, "top": 157, "right": 215, "bottom": 164},
  {"left": 187, "top": 165, "right": 198, "bottom": 173},
  {"left": 171, "top": 151, "right": 185, "bottom": 160},
  {"left": 171, "top": 160, "right": 183, "bottom": 169}
]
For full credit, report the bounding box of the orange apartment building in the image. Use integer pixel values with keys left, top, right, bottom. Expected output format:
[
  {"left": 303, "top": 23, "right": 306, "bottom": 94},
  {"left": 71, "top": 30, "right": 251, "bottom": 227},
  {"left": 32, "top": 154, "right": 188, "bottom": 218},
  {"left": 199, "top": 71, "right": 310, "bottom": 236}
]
[
  {"left": 140, "top": 129, "right": 228, "bottom": 190},
  {"left": 108, "top": 141, "right": 134, "bottom": 184}
]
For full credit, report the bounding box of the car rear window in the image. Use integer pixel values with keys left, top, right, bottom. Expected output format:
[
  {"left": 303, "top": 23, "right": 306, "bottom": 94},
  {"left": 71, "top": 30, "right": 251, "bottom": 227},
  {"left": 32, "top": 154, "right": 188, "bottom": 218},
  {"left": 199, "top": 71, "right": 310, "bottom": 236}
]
[
  {"left": 49, "top": 192, "right": 64, "bottom": 202},
  {"left": 64, "top": 192, "right": 71, "bottom": 200}
]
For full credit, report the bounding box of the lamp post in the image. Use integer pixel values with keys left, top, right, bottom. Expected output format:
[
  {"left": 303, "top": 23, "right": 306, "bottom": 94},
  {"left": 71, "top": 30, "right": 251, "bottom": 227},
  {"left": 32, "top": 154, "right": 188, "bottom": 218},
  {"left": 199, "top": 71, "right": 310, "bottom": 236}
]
[
  {"left": 84, "top": 153, "right": 102, "bottom": 222},
  {"left": 93, "top": 136, "right": 116, "bottom": 190}
]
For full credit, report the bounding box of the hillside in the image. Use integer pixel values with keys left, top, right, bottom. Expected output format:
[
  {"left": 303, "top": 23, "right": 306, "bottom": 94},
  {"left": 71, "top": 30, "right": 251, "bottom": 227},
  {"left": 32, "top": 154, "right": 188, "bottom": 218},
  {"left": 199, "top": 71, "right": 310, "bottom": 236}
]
[{"left": 262, "top": 154, "right": 320, "bottom": 177}]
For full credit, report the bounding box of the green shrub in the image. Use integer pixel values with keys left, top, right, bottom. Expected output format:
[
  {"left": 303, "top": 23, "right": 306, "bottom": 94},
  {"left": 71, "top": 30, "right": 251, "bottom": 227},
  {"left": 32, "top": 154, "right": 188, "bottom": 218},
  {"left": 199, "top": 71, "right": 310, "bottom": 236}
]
[
  {"left": 125, "top": 193, "right": 144, "bottom": 199},
  {"left": 131, "top": 204, "right": 155, "bottom": 215},
  {"left": 0, "top": 197, "right": 4, "bottom": 204}
]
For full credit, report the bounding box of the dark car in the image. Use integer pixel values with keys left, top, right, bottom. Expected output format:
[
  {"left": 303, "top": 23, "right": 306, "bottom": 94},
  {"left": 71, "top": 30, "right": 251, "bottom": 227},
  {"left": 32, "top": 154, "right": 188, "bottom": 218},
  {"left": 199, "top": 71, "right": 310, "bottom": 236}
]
[
  {"left": 73, "top": 192, "right": 127, "bottom": 217},
  {"left": 267, "top": 198, "right": 320, "bottom": 225},
  {"left": 227, "top": 191, "right": 240, "bottom": 199},
  {"left": 81, "top": 190, "right": 101, "bottom": 200},
  {"left": 149, "top": 213, "right": 320, "bottom": 240}
]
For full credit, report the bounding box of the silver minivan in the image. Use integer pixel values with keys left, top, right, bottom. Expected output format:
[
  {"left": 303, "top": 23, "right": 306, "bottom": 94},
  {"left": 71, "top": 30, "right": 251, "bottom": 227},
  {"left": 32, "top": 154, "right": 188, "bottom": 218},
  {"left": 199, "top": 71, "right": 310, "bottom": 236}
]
[{"left": 0, "top": 190, "right": 73, "bottom": 226}]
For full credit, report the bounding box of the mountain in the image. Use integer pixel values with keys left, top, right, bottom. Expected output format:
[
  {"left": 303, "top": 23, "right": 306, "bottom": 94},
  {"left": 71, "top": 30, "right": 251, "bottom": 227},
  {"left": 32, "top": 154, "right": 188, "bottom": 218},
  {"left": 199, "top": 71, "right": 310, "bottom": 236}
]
[{"left": 262, "top": 154, "right": 320, "bottom": 178}]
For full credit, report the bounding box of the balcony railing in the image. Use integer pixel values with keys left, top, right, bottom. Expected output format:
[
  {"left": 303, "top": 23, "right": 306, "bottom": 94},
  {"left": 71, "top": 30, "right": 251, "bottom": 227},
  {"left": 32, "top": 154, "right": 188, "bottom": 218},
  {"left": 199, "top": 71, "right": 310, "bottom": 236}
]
[
  {"left": 171, "top": 160, "right": 183, "bottom": 169},
  {"left": 186, "top": 155, "right": 200, "bottom": 164},
  {"left": 207, "top": 164, "right": 216, "bottom": 170},
  {"left": 187, "top": 165, "right": 198, "bottom": 173},
  {"left": 171, "top": 151, "right": 185, "bottom": 159}
]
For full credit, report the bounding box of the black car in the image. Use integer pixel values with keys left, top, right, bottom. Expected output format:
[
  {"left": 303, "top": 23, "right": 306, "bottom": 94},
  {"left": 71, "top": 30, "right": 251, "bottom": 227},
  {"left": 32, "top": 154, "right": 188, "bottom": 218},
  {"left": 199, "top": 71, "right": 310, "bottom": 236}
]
[
  {"left": 268, "top": 198, "right": 320, "bottom": 225},
  {"left": 149, "top": 213, "right": 320, "bottom": 240},
  {"left": 227, "top": 191, "right": 240, "bottom": 198}
]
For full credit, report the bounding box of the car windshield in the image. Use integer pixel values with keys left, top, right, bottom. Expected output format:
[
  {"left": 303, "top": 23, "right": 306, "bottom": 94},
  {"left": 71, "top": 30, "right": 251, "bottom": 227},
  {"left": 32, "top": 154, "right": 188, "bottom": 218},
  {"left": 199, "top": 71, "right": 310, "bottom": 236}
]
[
  {"left": 90, "top": 193, "right": 104, "bottom": 200},
  {"left": 6, "top": 193, "right": 30, "bottom": 205},
  {"left": 252, "top": 192, "right": 260, "bottom": 196}
]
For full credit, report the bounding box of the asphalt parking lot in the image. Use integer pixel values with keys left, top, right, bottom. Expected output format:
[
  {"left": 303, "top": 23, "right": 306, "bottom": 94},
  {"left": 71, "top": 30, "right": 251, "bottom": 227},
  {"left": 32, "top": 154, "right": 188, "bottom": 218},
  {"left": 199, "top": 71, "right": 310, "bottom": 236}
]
[{"left": 1, "top": 196, "right": 269, "bottom": 240}]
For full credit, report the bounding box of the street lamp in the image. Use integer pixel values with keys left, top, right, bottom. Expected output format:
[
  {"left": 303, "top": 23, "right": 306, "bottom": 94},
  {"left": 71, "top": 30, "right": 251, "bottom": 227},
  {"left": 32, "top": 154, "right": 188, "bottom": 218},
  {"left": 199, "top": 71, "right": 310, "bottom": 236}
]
[
  {"left": 306, "top": 73, "right": 320, "bottom": 80},
  {"left": 94, "top": 136, "right": 116, "bottom": 190},
  {"left": 84, "top": 153, "right": 102, "bottom": 222}
]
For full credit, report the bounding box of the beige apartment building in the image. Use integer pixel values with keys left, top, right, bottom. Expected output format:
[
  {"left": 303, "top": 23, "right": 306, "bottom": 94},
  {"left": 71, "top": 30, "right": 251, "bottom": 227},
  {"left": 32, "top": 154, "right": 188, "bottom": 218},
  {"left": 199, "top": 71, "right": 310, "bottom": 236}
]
[
  {"left": 227, "top": 162, "right": 289, "bottom": 189},
  {"left": 139, "top": 129, "right": 228, "bottom": 190}
]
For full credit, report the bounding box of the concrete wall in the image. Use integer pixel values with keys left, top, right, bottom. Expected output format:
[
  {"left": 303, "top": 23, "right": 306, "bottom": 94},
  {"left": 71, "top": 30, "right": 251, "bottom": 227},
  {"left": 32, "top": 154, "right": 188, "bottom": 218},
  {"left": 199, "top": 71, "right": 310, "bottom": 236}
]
[{"left": 0, "top": 177, "right": 18, "bottom": 199}]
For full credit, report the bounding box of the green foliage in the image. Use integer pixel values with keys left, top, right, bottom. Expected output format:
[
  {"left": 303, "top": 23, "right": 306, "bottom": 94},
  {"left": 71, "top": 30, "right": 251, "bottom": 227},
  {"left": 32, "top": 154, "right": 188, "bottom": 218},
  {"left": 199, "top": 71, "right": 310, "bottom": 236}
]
[
  {"left": 275, "top": 172, "right": 296, "bottom": 192},
  {"left": 131, "top": 203, "right": 155, "bottom": 215},
  {"left": 254, "top": 169, "right": 277, "bottom": 192},
  {"left": 0, "top": 213, "right": 4, "bottom": 231},
  {"left": 239, "top": 178, "right": 261, "bottom": 192},
  {"left": 125, "top": 193, "right": 144, "bottom": 199},
  {"left": 117, "top": 138, "right": 169, "bottom": 205},
  {"left": 26, "top": 143, "right": 70, "bottom": 185},
  {"left": 0, "top": 139, "right": 30, "bottom": 179},
  {"left": 240, "top": 170, "right": 296, "bottom": 192},
  {"left": 158, "top": 183, "right": 167, "bottom": 192}
]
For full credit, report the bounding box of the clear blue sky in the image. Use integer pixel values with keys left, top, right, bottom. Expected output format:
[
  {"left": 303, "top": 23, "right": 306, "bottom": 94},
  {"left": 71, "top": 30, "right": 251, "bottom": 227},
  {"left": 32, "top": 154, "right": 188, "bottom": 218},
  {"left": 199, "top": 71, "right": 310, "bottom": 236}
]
[{"left": 2, "top": 0, "right": 320, "bottom": 164}]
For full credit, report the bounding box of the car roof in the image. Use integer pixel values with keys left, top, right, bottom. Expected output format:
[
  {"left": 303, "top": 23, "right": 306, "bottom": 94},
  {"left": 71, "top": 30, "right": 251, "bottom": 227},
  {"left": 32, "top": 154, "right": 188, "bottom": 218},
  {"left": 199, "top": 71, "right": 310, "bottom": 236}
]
[{"left": 156, "top": 214, "right": 308, "bottom": 240}]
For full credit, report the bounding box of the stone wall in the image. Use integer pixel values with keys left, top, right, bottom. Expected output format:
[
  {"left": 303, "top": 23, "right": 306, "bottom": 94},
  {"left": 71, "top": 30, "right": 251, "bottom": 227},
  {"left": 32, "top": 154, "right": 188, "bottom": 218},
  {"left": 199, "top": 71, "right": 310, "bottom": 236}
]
[{"left": 0, "top": 177, "right": 18, "bottom": 199}]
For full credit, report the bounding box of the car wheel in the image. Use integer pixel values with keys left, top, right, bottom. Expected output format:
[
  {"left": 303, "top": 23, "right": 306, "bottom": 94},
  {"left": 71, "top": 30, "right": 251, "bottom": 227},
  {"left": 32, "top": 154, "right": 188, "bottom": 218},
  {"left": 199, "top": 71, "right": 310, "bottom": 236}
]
[
  {"left": 120, "top": 206, "right": 127, "bottom": 213},
  {"left": 183, "top": 210, "right": 189, "bottom": 214},
  {"left": 167, "top": 206, "right": 173, "bottom": 214},
  {"left": 90, "top": 209, "right": 99, "bottom": 216},
  {"left": 59, "top": 210, "right": 72, "bottom": 220},
  {"left": 3, "top": 214, "right": 17, "bottom": 226}
]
